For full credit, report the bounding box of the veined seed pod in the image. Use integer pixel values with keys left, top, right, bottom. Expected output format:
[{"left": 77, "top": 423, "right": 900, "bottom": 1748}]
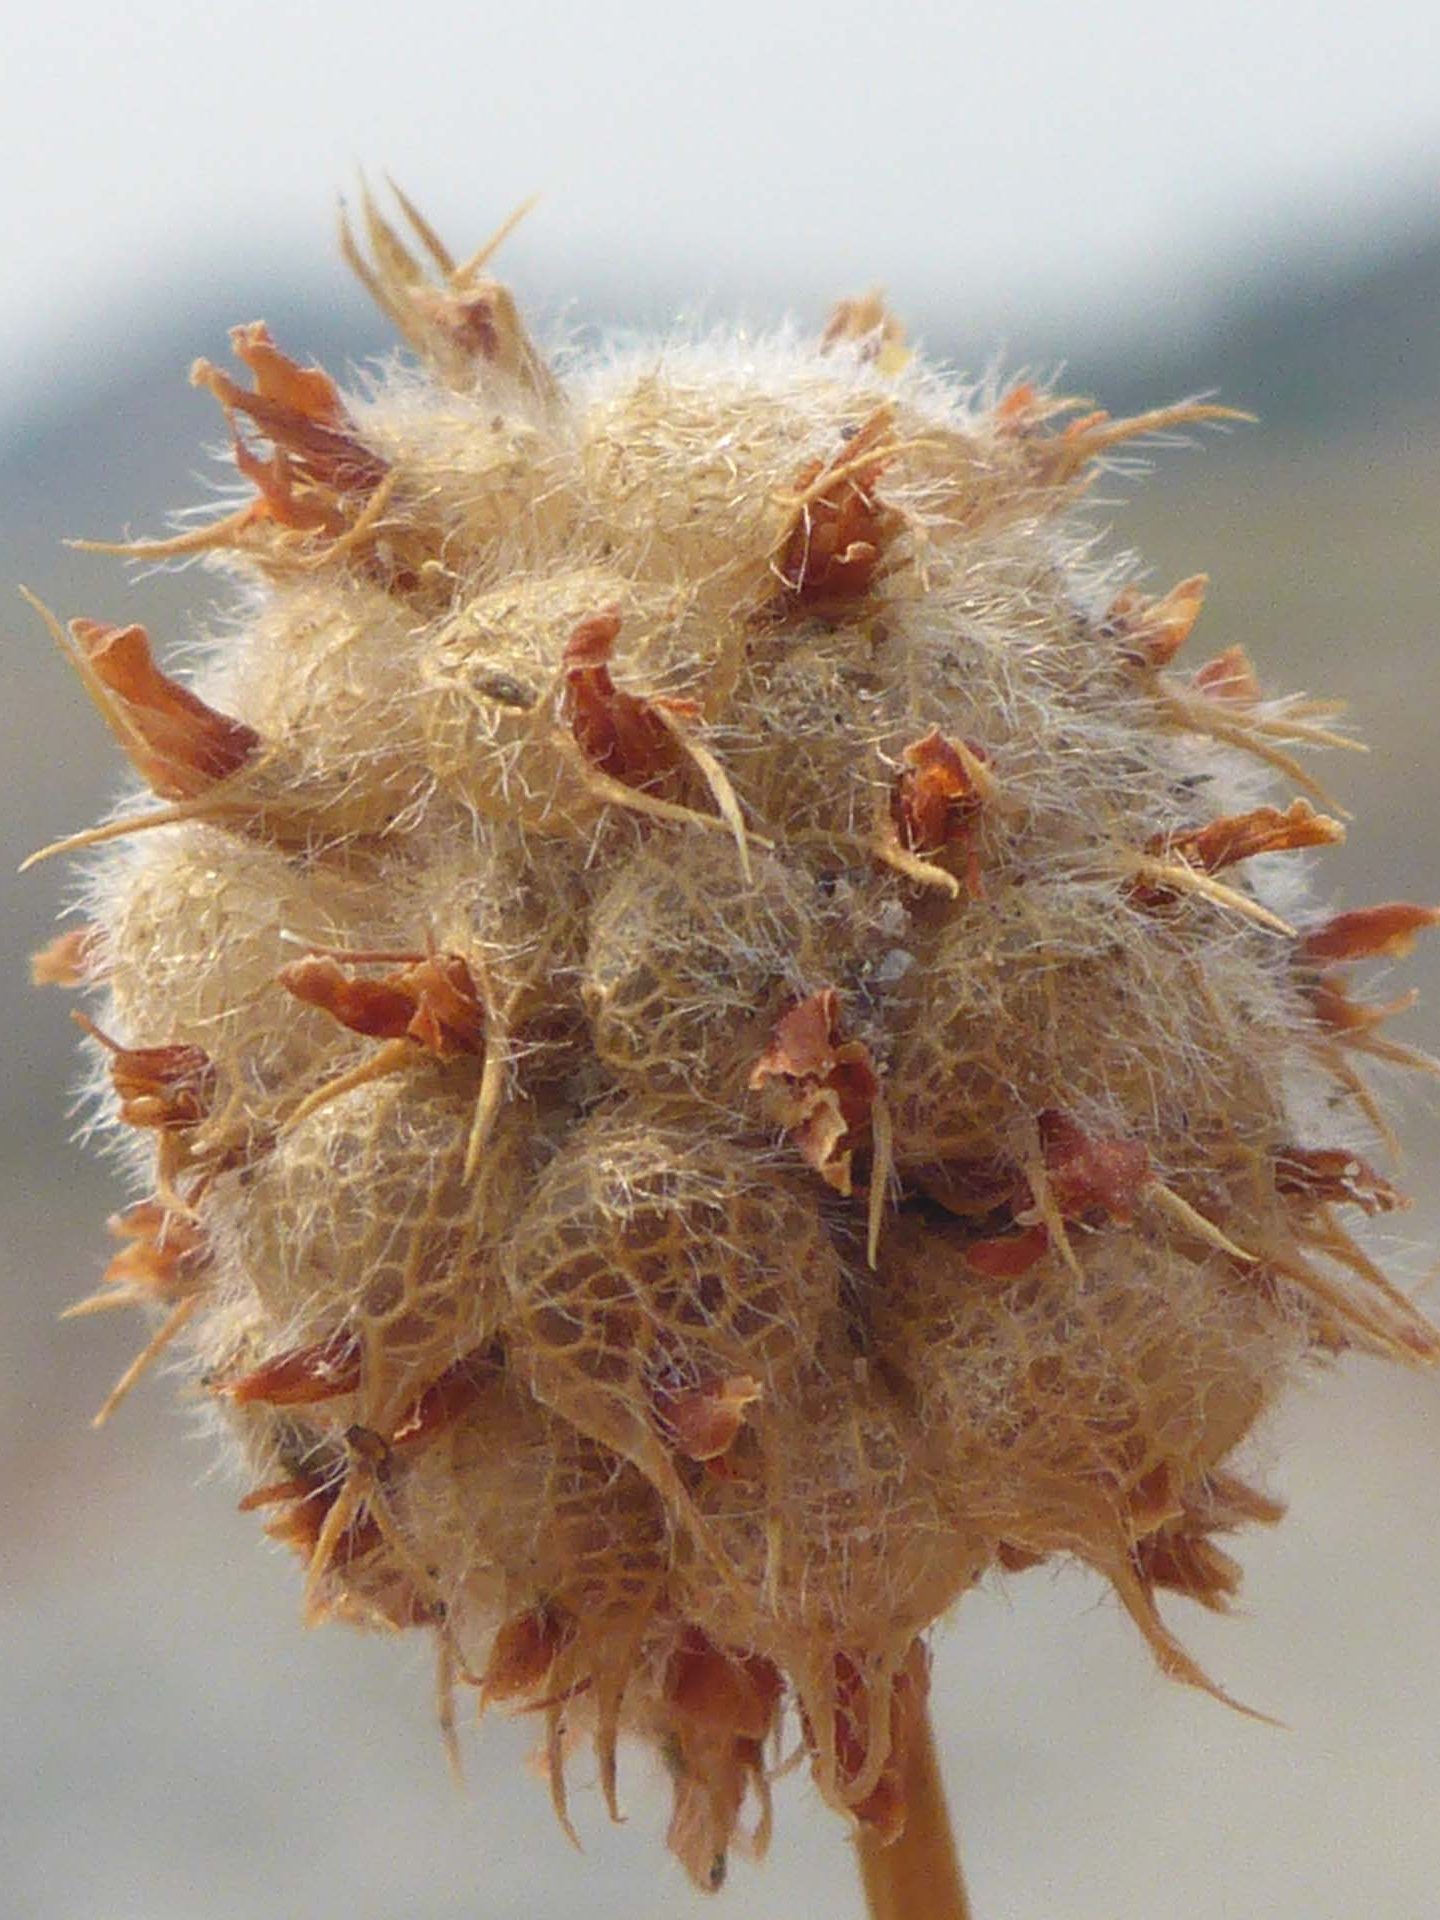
[{"left": 32, "top": 188, "right": 1438, "bottom": 1914}]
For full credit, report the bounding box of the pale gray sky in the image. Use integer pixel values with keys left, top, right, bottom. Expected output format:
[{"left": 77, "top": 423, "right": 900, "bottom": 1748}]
[{"left": 4, "top": 0, "right": 1439, "bottom": 405}]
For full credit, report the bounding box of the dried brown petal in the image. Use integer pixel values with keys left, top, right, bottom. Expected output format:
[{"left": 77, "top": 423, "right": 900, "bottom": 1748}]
[
  {"left": 102, "top": 1203, "right": 207, "bottom": 1303},
  {"left": 1300, "top": 902, "right": 1440, "bottom": 963},
  {"left": 1193, "top": 644, "right": 1262, "bottom": 704},
  {"left": 1039, "top": 1110, "right": 1152, "bottom": 1224},
  {"left": 562, "top": 607, "right": 699, "bottom": 796},
  {"left": 892, "top": 728, "right": 990, "bottom": 880},
  {"left": 400, "top": 954, "right": 487, "bottom": 1056},
  {"left": 390, "top": 1349, "right": 505, "bottom": 1448},
  {"left": 69, "top": 620, "right": 259, "bottom": 800},
  {"left": 662, "top": 1636, "right": 776, "bottom": 1894},
  {"left": 1307, "top": 973, "right": 1416, "bottom": 1035},
  {"left": 653, "top": 1373, "right": 763, "bottom": 1463},
  {"left": 963, "top": 1222, "right": 1051, "bottom": 1278},
  {"left": 279, "top": 952, "right": 485, "bottom": 1057},
  {"left": 1026, "top": 402, "right": 1247, "bottom": 490},
  {"left": 1133, "top": 1471, "right": 1285, "bottom": 1610},
  {"left": 819, "top": 292, "right": 910, "bottom": 373},
  {"left": 1275, "top": 1147, "right": 1405, "bottom": 1216},
  {"left": 772, "top": 409, "right": 900, "bottom": 607},
  {"left": 220, "top": 1331, "right": 363, "bottom": 1406},
  {"left": 828, "top": 1641, "right": 929, "bottom": 1840},
  {"left": 482, "top": 1606, "right": 576, "bottom": 1704},
  {"left": 256, "top": 1471, "right": 383, "bottom": 1568},
  {"left": 193, "top": 325, "right": 387, "bottom": 504},
  {"left": 750, "top": 989, "right": 880, "bottom": 1195},
  {"left": 1111, "top": 574, "right": 1209, "bottom": 668},
  {"left": 279, "top": 956, "right": 419, "bottom": 1039},
  {"left": 74, "top": 1015, "right": 215, "bottom": 1131},
  {"left": 1152, "top": 800, "right": 1344, "bottom": 877},
  {"left": 30, "top": 925, "right": 101, "bottom": 988},
  {"left": 664, "top": 1629, "right": 783, "bottom": 1743},
  {"left": 227, "top": 321, "right": 345, "bottom": 424}
]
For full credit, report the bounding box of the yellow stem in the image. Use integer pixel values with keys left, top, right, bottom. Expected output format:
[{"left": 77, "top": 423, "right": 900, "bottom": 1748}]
[{"left": 856, "top": 1696, "right": 972, "bottom": 1920}]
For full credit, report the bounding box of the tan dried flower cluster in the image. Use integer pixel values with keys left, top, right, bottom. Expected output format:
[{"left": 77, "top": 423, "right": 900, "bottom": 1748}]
[{"left": 31, "top": 192, "right": 1438, "bottom": 1899}]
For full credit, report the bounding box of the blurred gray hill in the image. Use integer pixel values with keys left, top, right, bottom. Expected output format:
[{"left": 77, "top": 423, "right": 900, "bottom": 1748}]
[{"left": 1123, "top": 217, "right": 1440, "bottom": 434}]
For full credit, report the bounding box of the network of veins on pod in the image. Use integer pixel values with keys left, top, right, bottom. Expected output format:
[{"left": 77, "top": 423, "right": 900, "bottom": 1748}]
[{"left": 27, "top": 187, "right": 1440, "bottom": 1901}]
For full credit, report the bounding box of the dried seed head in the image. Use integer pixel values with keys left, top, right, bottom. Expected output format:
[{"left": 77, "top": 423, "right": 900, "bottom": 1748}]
[{"left": 35, "top": 188, "right": 1438, "bottom": 1894}]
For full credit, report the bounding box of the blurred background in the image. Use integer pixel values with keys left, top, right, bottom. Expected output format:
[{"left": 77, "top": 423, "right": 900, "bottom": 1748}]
[{"left": 4, "top": 4, "right": 1440, "bottom": 1916}]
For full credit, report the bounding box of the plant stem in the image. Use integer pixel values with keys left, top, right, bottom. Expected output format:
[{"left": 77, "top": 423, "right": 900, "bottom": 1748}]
[{"left": 855, "top": 1697, "right": 972, "bottom": 1920}]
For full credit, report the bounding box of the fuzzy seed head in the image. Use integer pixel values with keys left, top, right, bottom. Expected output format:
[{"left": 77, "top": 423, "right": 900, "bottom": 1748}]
[{"left": 36, "top": 189, "right": 1439, "bottom": 1893}]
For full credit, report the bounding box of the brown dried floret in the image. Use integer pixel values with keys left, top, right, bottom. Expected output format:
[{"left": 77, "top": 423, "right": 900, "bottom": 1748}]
[
  {"left": 1306, "top": 973, "right": 1417, "bottom": 1035},
  {"left": 892, "top": 729, "right": 989, "bottom": 850},
  {"left": 651, "top": 1371, "right": 763, "bottom": 1465},
  {"left": 67, "top": 619, "right": 259, "bottom": 800},
  {"left": 480, "top": 1604, "right": 578, "bottom": 1705},
  {"left": 961, "top": 1113, "right": 1151, "bottom": 1276},
  {"left": 962, "top": 1223, "right": 1052, "bottom": 1279},
  {"left": 220, "top": 1331, "right": 364, "bottom": 1407},
  {"left": 771, "top": 408, "right": 901, "bottom": 608},
  {"left": 1131, "top": 1471, "right": 1285, "bottom": 1611},
  {"left": 60, "top": 1202, "right": 208, "bottom": 1323},
  {"left": 1109, "top": 573, "right": 1209, "bottom": 668},
  {"left": 74, "top": 1014, "right": 215, "bottom": 1132},
  {"left": 1193, "top": 644, "right": 1263, "bottom": 704},
  {"left": 240, "top": 1466, "right": 410, "bottom": 1612},
  {"left": 339, "top": 184, "right": 554, "bottom": 397},
  {"left": 1025, "top": 401, "right": 1249, "bottom": 490},
  {"left": 389, "top": 1347, "right": 506, "bottom": 1450},
  {"left": 278, "top": 951, "right": 485, "bottom": 1057},
  {"left": 662, "top": 1724, "right": 771, "bottom": 1891},
  {"left": 1151, "top": 799, "right": 1345, "bottom": 878},
  {"left": 749, "top": 987, "right": 880, "bottom": 1196},
  {"left": 1274, "top": 1146, "right": 1405, "bottom": 1216},
  {"left": 825, "top": 1640, "right": 930, "bottom": 1843},
  {"left": 664, "top": 1629, "right": 782, "bottom": 1742},
  {"left": 887, "top": 728, "right": 993, "bottom": 897},
  {"left": 819, "top": 291, "right": 910, "bottom": 374},
  {"left": 30, "top": 925, "right": 102, "bottom": 988},
  {"left": 104, "top": 1202, "right": 206, "bottom": 1300},
  {"left": 191, "top": 323, "right": 389, "bottom": 534},
  {"left": 561, "top": 606, "right": 700, "bottom": 796},
  {"left": 1130, "top": 801, "right": 1345, "bottom": 923},
  {"left": 1300, "top": 901, "right": 1440, "bottom": 963},
  {"left": 661, "top": 1628, "right": 780, "bottom": 1891},
  {"left": 1038, "top": 1110, "right": 1152, "bottom": 1225},
  {"left": 69, "top": 324, "right": 421, "bottom": 588}
]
